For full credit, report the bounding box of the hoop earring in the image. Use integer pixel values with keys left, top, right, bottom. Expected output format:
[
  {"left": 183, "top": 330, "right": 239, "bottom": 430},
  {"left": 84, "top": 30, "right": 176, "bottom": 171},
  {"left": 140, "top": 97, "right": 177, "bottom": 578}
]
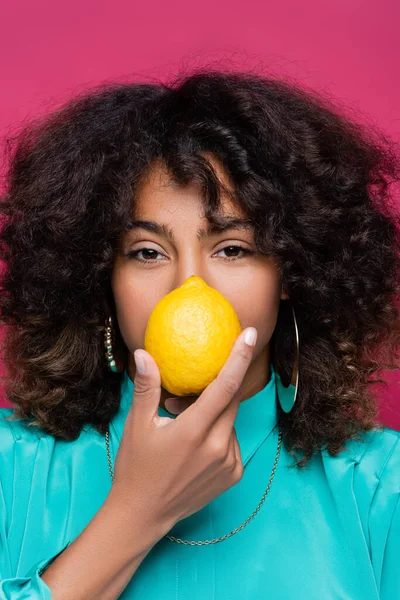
[
  {"left": 104, "top": 315, "right": 119, "bottom": 373},
  {"left": 273, "top": 300, "right": 299, "bottom": 414}
]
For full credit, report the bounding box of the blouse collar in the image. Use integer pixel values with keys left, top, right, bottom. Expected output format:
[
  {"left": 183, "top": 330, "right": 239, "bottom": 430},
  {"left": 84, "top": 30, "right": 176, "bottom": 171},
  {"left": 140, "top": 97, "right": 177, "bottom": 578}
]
[{"left": 112, "top": 364, "right": 278, "bottom": 467}]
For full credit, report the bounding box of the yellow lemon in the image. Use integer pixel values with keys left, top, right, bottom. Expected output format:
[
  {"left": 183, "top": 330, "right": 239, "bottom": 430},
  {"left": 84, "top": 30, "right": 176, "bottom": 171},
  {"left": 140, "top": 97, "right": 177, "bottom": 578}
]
[{"left": 144, "top": 276, "right": 242, "bottom": 396}]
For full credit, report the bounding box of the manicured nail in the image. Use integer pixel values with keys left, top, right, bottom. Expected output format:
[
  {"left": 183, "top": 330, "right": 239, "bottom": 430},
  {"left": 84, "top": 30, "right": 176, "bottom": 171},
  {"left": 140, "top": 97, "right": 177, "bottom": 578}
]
[
  {"left": 244, "top": 327, "right": 257, "bottom": 347},
  {"left": 134, "top": 351, "right": 147, "bottom": 375}
]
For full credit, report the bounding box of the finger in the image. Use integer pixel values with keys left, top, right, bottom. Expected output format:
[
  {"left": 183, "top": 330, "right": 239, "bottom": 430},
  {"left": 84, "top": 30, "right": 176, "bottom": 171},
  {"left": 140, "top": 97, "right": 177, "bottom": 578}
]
[
  {"left": 232, "top": 427, "right": 242, "bottom": 463},
  {"left": 183, "top": 327, "right": 257, "bottom": 432},
  {"left": 222, "top": 427, "right": 242, "bottom": 472},
  {"left": 130, "top": 349, "right": 162, "bottom": 425},
  {"left": 213, "top": 378, "right": 253, "bottom": 439},
  {"left": 231, "top": 428, "right": 244, "bottom": 480},
  {"left": 229, "top": 428, "right": 237, "bottom": 465},
  {"left": 213, "top": 373, "right": 246, "bottom": 436},
  {"left": 164, "top": 395, "right": 198, "bottom": 416}
]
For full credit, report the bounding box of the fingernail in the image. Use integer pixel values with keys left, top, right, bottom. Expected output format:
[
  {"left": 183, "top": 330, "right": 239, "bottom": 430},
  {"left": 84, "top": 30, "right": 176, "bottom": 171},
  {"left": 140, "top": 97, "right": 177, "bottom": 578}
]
[
  {"left": 165, "top": 399, "right": 180, "bottom": 415},
  {"left": 134, "top": 351, "right": 147, "bottom": 375},
  {"left": 244, "top": 327, "right": 257, "bottom": 347}
]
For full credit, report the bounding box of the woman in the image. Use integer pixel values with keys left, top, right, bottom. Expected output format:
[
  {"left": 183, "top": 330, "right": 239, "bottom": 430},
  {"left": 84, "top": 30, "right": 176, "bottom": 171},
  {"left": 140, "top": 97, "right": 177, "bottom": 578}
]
[{"left": 0, "top": 68, "right": 399, "bottom": 599}]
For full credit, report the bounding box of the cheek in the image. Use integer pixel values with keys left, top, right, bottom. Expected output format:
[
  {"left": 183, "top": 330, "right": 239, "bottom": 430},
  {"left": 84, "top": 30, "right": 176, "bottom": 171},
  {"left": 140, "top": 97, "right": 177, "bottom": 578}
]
[
  {"left": 111, "top": 268, "right": 155, "bottom": 349},
  {"left": 230, "top": 275, "right": 281, "bottom": 343}
]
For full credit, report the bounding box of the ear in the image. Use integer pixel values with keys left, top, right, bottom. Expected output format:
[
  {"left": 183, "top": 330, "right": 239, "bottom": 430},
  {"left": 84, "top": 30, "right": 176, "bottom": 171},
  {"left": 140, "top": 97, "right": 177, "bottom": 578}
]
[{"left": 280, "top": 285, "right": 289, "bottom": 301}]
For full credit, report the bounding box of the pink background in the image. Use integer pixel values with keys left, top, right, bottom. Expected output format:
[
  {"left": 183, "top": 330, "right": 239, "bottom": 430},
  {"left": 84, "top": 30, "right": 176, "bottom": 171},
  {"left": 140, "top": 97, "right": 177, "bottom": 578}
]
[{"left": 0, "top": 0, "right": 399, "bottom": 428}]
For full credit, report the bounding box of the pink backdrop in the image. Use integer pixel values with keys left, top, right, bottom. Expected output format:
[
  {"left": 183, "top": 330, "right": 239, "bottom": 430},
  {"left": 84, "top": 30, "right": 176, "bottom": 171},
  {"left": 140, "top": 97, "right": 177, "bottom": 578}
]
[{"left": 0, "top": 0, "right": 399, "bottom": 428}]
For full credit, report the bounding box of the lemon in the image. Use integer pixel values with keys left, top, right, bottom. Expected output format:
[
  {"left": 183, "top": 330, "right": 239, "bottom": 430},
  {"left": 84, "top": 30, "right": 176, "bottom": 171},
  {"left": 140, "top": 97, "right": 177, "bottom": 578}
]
[{"left": 144, "top": 276, "right": 242, "bottom": 396}]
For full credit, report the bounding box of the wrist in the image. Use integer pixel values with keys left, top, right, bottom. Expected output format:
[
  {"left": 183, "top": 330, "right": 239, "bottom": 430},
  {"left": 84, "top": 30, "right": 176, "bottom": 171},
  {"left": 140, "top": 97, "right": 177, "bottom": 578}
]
[{"left": 102, "top": 489, "right": 171, "bottom": 554}]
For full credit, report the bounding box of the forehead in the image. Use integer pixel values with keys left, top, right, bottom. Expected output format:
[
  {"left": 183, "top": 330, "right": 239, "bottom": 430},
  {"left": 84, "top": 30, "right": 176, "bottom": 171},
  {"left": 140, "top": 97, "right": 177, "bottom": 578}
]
[{"left": 133, "top": 154, "right": 246, "bottom": 220}]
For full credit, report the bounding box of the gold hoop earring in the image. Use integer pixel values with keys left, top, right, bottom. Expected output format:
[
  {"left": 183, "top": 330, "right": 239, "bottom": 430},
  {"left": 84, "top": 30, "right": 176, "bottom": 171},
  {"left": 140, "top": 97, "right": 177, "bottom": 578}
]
[
  {"left": 274, "top": 300, "right": 299, "bottom": 414},
  {"left": 104, "top": 316, "right": 119, "bottom": 373}
]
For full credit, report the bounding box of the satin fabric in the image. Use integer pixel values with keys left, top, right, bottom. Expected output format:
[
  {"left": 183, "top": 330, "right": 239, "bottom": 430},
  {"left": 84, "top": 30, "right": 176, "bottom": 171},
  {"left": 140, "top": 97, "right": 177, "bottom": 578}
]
[{"left": 0, "top": 365, "right": 399, "bottom": 599}]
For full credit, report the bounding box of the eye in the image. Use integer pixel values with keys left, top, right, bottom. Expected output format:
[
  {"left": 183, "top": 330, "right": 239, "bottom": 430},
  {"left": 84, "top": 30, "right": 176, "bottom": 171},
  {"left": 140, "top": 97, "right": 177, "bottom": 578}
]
[
  {"left": 215, "top": 245, "right": 256, "bottom": 261},
  {"left": 125, "top": 245, "right": 256, "bottom": 264},
  {"left": 126, "top": 248, "right": 166, "bottom": 263}
]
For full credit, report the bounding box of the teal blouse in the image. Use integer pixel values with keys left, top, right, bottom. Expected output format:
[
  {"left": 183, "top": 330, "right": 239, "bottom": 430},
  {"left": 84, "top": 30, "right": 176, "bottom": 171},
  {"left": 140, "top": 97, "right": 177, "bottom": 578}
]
[{"left": 0, "top": 366, "right": 399, "bottom": 599}]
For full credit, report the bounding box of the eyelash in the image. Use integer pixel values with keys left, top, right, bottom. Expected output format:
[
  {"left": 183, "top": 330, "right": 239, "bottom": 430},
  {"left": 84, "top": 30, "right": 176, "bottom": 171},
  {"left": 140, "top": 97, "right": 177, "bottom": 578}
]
[{"left": 126, "top": 245, "right": 256, "bottom": 264}]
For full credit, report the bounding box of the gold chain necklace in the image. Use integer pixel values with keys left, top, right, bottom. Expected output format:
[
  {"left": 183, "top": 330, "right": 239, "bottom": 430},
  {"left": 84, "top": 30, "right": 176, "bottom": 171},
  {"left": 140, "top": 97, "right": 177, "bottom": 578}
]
[{"left": 105, "top": 425, "right": 283, "bottom": 546}]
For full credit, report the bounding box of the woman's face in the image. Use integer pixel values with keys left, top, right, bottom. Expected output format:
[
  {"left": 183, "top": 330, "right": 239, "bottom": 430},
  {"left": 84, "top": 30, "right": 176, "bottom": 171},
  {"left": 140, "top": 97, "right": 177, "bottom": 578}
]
[{"left": 111, "top": 154, "right": 287, "bottom": 411}]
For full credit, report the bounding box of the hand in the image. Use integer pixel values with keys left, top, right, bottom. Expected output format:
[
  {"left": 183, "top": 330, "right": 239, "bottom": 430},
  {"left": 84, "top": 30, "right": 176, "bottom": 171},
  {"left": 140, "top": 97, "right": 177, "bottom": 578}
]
[{"left": 109, "top": 327, "right": 258, "bottom": 532}]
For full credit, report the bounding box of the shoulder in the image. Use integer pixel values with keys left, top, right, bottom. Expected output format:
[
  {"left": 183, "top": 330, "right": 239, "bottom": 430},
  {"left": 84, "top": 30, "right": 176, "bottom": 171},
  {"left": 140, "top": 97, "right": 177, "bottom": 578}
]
[
  {"left": 0, "top": 405, "right": 101, "bottom": 448},
  {"left": 0, "top": 406, "right": 102, "bottom": 511},
  {"left": 0, "top": 406, "right": 97, "bottom": 479},
  {"left": 321, "top": 424, "right": 400, "bottom": 474},
  {"left": 354, "top": 426, "right": 400, "bottom": 505},
  {"left": 321, "top": 425, "right": 400, "bottom": 508},
  {"left": 321, "top": 425, "right": 400, "bottom": 527},
  {"left": 344, "top": 425, "right": 400, "bottom": 478},
  {"left": 0, "top": 406, "right": 52, "bottom": 444},
  {"left": 341, "top": 426, "right": 400, "bottom": 590},
  {"left": 0, "top": 407, "right": 55, "bottom": 487}
]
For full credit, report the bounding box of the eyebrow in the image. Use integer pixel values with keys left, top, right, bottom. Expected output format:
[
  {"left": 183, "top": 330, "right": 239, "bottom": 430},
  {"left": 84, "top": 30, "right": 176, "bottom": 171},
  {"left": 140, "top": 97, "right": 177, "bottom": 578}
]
[{"left": 125, "top": 216, "right": 254, "bottom": 242}]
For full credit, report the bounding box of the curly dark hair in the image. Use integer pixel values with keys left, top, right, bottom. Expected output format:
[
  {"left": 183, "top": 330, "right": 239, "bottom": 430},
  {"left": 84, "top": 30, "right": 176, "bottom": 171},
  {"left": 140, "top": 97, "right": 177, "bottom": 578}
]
[{"left": 1, "top": 67, "right": 400, "bottom": 468}]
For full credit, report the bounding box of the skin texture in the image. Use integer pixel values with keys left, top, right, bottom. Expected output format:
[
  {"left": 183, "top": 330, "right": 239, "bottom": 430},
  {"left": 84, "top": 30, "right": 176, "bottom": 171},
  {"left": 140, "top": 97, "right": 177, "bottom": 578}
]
[{"left": 111, "top": 153, "right": 288, "bottom": 414}]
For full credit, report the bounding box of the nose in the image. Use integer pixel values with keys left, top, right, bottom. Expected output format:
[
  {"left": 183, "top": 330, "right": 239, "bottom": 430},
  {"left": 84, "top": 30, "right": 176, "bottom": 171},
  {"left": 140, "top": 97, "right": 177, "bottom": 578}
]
[
  {"left": 175, "top": 271, "right": 202, "bottom": 289},
  {"left": 174, "top": 252, "right": 205, "bottom": 289}
]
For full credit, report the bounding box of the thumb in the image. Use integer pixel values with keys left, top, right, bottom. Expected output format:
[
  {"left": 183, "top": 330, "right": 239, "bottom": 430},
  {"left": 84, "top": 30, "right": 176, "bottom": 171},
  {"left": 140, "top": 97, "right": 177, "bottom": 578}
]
[{"left": 131, "top": 349, "right": 161, "bottom": 423}]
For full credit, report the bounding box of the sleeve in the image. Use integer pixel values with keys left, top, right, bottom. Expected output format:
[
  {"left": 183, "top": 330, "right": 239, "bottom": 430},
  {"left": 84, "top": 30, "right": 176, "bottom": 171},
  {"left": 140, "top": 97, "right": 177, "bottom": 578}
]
[
  {"left": 0, "top": 545, "right": 70, "bottom": 600},
  {"left": 367, "top": 431, "right": 400, "bottom": 599},
  {"left": 0, "top": 409, "right": 71, "bottom": 599}
]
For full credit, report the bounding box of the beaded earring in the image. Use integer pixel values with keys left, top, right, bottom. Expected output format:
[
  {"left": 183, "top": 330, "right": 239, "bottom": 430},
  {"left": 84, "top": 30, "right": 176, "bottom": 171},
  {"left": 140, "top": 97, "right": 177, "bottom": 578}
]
[{"left": 104, "top": 316, "right": 119, "bottom": 373}]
